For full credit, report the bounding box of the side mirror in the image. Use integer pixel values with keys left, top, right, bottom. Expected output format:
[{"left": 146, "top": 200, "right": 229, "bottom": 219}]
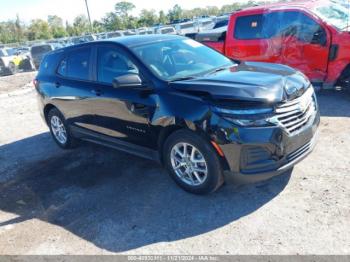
[
  {"left": 112, "top": 74, "right": 142, "bottom": 89},
  {"left": 310, "top": 29, "right": 327, "bottom": 46}
]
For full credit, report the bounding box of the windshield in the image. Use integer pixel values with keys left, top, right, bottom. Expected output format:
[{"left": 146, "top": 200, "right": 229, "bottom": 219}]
[
  {"left": 6, "top": 48, "right": 16, "bottom": 56},
  {"left": 131, "top": 38, "right": 233, "bottom": 81},
  {"left": 31, "top": 45, "right": 52, "bottom": 54},
  {"left": 314, "top": 3, "right": 350, "bottom": 30}
]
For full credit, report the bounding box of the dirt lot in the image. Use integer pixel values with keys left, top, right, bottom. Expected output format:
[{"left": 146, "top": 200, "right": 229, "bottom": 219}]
[
  {"left": 0, "top": 72, "right": 37, "bottom": 95},
  {"left": 0, "top": 74, "right": 349, "bottom": 255}
]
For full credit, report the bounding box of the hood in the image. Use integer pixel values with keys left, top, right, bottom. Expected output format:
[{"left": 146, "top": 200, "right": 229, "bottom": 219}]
[{"left": 169, "top": 61, "right": 310, "bottom": 103}]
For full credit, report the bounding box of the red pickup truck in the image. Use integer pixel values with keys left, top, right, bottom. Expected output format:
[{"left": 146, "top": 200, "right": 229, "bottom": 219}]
[{"left": 197, "top": 0, "right": 350, "bottom": 89}]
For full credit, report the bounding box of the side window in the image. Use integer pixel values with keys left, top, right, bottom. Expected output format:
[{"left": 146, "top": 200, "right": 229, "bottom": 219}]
[
  {"left": 234, "top": 15, "right": 264, "bottom": 40},
  {"left": 97, "top": 46, "right": 139, "bottom": 84},
  {"left": 57, "top": 58, "right": 67, "bottom": 76},
  {"left": 66, "top": 47, "right": 91, "bottom": 80},
  {"left": 297, "top": 13, "right": 327, "bottom": 45}
]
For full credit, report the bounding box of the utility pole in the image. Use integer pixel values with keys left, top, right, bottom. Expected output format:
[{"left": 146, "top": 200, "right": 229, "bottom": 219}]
[{"left": 84, "top": 0, "right": 93, "bottom": 33}]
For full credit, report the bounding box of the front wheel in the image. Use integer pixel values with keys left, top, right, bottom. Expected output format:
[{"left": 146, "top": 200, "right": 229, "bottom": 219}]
[
  {"left": 164, "top": 130, "right": 224, "bottom": 194},
  {"left": 47, "top": 108, "right": 77, "bottom": 149}
]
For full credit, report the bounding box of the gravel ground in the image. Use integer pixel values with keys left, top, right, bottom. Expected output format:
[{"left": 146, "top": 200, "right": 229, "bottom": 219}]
[
  {"left": 0, "top": 72, "right": 37, "bottom": 95},
  {"left": 0, "top": 75, "right": 349, "bottom": 255}
]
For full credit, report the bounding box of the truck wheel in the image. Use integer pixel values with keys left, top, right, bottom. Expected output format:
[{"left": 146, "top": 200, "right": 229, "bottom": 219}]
[
  {"left": 163, "top": 129, "right": 224, "bottom": 194},
  {"left": 47, "top": 108, "right": 77, "bottom": 149}
]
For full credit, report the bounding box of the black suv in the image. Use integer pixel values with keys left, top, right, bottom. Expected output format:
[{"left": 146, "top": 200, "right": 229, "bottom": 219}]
[{"left": 35, "top": 35, "right": 319, "bottom": 194}]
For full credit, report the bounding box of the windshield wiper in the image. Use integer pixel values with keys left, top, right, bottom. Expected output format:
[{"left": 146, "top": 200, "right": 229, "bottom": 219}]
[
  {"left": 206, "top": 65, "right": 232, "bottom": 75},
  {"left": 169, "top": 76, "right": 197, "bottom": 82}
]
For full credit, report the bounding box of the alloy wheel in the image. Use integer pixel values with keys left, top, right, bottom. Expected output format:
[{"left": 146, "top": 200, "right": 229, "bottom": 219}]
[
  {"left": 50, "top": 115, "right": 67, "bottom": 144},
  {"left": 170, "top": 142, "right": 208, "bottom": 186}
]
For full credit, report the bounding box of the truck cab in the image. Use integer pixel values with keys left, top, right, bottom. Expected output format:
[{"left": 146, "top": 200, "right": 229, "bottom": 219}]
[{"left": 197, "top": 0, "right": 350, "bottom": 89}]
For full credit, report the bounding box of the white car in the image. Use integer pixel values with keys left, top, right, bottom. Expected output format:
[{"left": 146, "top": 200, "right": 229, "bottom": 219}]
[
  {"left": 0, "top": 48, "right": 24, "bottom": 76},
  {"left": 155, "top": 26, "right": 177, "bottom": 35}
]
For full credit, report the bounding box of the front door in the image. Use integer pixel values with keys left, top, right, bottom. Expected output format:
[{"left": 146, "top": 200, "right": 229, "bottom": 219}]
[
  {"left": 275, "top": 11, "right": 330, "bottom": 82},
  {"left": 88, "top": 44, "right": 157, "bottom": 148}
]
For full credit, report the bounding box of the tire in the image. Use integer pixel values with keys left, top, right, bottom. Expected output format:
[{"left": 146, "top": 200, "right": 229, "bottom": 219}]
[
  {"left": 163, "top": 129, "right": 224, "bottom": 194},
  {"left": 47, "top": 108, "right": 77, "bottom": 149},
  {"left": 7, "top": 62, "right": 16, "bottom": 75}
]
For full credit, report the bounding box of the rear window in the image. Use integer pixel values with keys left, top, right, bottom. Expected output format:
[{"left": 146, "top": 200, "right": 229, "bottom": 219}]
[
  {"left": 57, "top": 47, "right": 91, "bottom": 80},
  {"left": 161, "top": 28, "right": 175, "bottom": 34},
  {"left": 180, "top": 23, "right": 195, "bottom": 29},
  {"left": 31, "top": 45, "right": 53, "bottom": 54},
  {"left": 234, "top": 14, "right": 264, "bottom": 40}
]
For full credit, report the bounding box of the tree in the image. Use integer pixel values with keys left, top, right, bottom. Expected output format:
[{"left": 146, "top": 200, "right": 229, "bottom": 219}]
[
  {"left": 102, "top": 12, "right": 124, "bottom": 31},
  {"left": 48, "top": 15, "right": 66, "bottom": 38},
  {"left": 115, "top": 1, "right": 135, "bottom": 18},
  {"left": 65, "top": 21, "right": 75, "bottom": 36},
  {"left": 14, "top": 15, "right": 25, "bottom": 42},
  {"left": 92, "top": 20, "right": 105, "bottom": 33},
  {"left": 168, "top": 4, "right": 183, "bottom": 22},
  {"left": 114, "top": 1, "right": 136, "bottom": 29},
  {"left": 72, "top": 15, "right": 90, "bottom": 35},
  {"left": 138, "top": 9, "right": 158, "bottom": 27},
  {"left": 27, "top": 19, "right": 51, "bottom": 40},
  {"left": 158, "top": 10, "right": 168, "bottom": 25}
]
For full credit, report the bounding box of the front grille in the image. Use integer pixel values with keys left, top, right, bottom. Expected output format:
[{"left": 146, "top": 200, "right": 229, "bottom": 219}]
[{"left": 275, "top": 87, "right": 316, "bottom": 135}]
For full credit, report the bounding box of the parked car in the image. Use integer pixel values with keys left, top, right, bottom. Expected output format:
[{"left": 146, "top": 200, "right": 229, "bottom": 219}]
[
  {"left": 0, "top": 48, "right": 33, "bottom": 75},
  {"left": 198, "top": 0, "right": 350, "bottom": 89},
  {"left": 156, "top": 26, "right": 177, "bottom": 35},
  {"left": 174, "top": 21, "right": 198, "bottom": 35},
  {"left": 106, "top": 31, "right": 123, "bottom": 39},
  {"left": 196, "top": 18, "right": 215, "bottom": 32},
  {"left": 35, "top": 35, "right": 319, "bottom": 194},
  {"left": 0, "top": 48, "right": 18, "bottom": 75},
  {"left": 30, "top": 44, "right": 56, "bottom": 69}
]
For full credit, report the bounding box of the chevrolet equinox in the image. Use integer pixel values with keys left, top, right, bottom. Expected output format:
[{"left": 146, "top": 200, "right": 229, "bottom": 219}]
[{"left": 35, "top": 35, "right": 320, "bottom": 194}]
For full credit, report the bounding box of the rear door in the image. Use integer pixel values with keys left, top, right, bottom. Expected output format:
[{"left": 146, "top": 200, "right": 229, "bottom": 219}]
[{"left": 54, "top": 46, "right": 96, "bottom": 130}]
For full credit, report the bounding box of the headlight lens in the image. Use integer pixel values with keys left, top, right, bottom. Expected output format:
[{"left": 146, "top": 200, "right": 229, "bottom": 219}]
[{"left": 211, "top": 106, "right": 274, "bottom": 127}]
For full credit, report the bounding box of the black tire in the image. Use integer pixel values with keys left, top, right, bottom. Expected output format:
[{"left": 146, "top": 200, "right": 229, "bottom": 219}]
[
  {"left": 47, "top": 108, "right": 77, "bottom": 149},
  {"left": 7, "top": 62, "right": 16, "bottom": 75},
  {"left": 163, "top": 129, "right": 224, "bottom": 194}
]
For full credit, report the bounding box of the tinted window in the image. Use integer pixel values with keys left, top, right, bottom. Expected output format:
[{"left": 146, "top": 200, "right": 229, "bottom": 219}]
[
  {"left": 234, "top": 15, "right": 263, "bottom": 39},
  {"left": 57, "top": 47, "right": 91, "bottom": 80},
  {"left": 234, "top": 11, "right": 326, "bottom": 44},
  {"left": 57, "top": 58, "right": 67, "bottom": 76},
  {"left": 97, "top": 47, "right": 139, "bottom": 84},
  {"left": 31, "top": 45, "right": 53, "bottom": 55}
]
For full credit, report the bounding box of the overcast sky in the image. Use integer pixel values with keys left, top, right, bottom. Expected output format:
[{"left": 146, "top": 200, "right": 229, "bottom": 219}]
[{"left": 0, "top": 0, "right": 243, "bottom": 23}]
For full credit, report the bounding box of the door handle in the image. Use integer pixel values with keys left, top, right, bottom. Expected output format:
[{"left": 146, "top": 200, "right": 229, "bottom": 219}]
[
  {"left": 55, "top": 82, "right": 61, "bottom": 88},
  {"left": 91, "top": 89, "right": 103, "bottom": 96}
]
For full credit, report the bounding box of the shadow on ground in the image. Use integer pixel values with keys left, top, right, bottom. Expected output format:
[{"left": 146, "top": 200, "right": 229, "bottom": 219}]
[
  {"left": 1, "top": 88, "right": 347, "bottom": 252},
  {"left": 0, "top": 134, "right": 291, "bottom": 252},
  {"left": 317, "top": 89, "right": 350, "bottom": 117}
]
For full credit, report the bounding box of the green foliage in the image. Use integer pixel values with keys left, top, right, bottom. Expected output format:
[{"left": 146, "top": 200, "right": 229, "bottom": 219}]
[
  {"left": 48, "top": 15, "right": 66, "bottom": 38},
  {"left": 27, "top": 19, "right": 52, "bottom": 41},
  {"left": 138, "top": 9, "right": 158, "bottom": 27},
  {"left": 168, "top": 4, "right": 183, "bottom": 22}
]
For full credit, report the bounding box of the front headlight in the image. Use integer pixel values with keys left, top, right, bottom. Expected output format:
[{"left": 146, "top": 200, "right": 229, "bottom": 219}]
[{"left": 211, "top": 106, "right": 273, "bottom": 127}]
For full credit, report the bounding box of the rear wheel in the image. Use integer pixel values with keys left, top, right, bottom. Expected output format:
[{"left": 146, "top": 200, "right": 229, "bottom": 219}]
[
  {"left": 47, "top": 108, "right": 77, "bottom": 149},
  {"left": 7, "top": 62, "right": 16, "bottom": 75},
  {"left": 164, "top": 129, "right": 224, "bottom": 194}
]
